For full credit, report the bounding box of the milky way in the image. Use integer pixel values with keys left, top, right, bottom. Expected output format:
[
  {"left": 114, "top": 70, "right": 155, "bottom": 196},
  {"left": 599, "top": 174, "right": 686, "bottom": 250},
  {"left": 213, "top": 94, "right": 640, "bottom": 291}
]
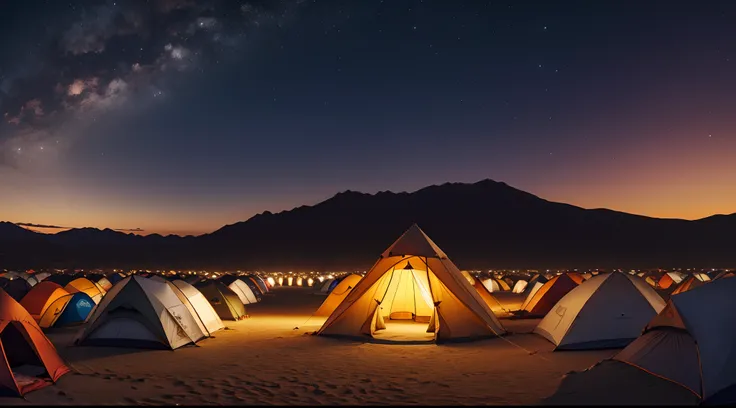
[{"left": 0, "top": 0, "right": 302, "bottom": 168}]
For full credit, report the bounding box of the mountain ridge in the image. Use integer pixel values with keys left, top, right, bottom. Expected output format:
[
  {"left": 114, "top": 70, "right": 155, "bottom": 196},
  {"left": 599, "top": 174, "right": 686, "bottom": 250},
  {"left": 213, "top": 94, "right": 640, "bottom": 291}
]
[{"left": 2, "top": 179, "right": 735, "bottom": 270}]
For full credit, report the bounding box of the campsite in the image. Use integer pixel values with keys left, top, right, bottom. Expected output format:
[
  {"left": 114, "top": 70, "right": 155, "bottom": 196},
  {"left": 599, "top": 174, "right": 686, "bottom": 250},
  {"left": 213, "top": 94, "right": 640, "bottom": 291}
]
[{"left": 0, "top": 225, "right": 732, "bottom": 405}]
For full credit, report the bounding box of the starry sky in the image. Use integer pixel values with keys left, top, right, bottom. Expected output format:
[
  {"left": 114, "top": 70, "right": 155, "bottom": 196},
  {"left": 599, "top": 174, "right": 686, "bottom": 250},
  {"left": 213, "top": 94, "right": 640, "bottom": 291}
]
[{"left": 1, "top": 0, "right": 735, "bottom": 236}]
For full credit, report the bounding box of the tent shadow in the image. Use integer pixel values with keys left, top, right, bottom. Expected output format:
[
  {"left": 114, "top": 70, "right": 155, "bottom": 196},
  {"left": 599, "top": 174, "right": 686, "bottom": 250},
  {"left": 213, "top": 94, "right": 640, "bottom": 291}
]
[
  {"left": 541, "top": 360, "right": 700, "bottom": 406},
  {"left": 59, "top": 344, "right": 168, "bottom": 363}
]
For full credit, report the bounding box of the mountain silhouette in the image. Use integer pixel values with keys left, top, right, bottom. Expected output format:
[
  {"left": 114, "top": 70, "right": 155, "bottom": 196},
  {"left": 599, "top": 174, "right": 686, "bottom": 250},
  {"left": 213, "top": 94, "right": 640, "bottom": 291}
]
[{"left": 1, "top": 180, "right": 734, "bottom": 270}]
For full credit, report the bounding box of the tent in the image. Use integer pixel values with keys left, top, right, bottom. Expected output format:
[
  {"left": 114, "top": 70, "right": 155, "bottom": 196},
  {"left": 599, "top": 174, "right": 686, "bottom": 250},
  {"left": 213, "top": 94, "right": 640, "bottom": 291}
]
[
  {"left": 327, "top": 278, "right": 341, "bottom": 293},
  {"left": 95, "top": 277, "right": 113, "bottom": 291},
  {"left": 613, "top": 277, "right": 736, "bottom": 404},
  {"left": 520, "top": 273, "right": 584, "bottom": 317},
  {"left": 39, "top": 292, "right": 96, "bottom": 328},
  {"left": 64, "top": 278, "right": 105, "bottom": 304},
  {"left": 185, "top": 275, "right": 203, "bottom": 285},
  {"left": 645, "top": 276, "right": 657, "bottom": 287},
  {"left": 247, "top": 275, "right": 269, "bottom": 293},
  {"left": 0, "top": 289, "right": 70, "bottom": 397},
  {"left": 512, "top": 280, "right": 528, "bottom": 294},
  {"left": 75, "top": 276, "right": 208, "bottom": 349},
  {"left": 107, "top": 272, "right": 127, "bottom": 285},
  {"left": 317, "top": 224, "right": 506, "bottom": 342},
  {"left": 266, "top": 277, "right": 276, "bottom": 287},
  {"left": 534, "top": 272, "right": 666, "bottom": 350},
  {"left": 657, "top": 272, "right": 686, "bottom": 290},
  {"left": 171, "top": 280, "right": 224, "bottom": 335},
  {"left": 242, "top": 277, "right": 264, "bottom": 298},
  {"left": 0, "top": 278, "right": 31, "bottom": 302},
  {"left": 314, "top": 274, "right": 363, "bottom": 317},
  {"left": 670, "top": 275, "right": 709, "bottom": 295},
  {"left": 526, "top": 274, "right": 549, "bottom": 288},
  {"left": 20, "top": 282, "right": 71, "bottom": 322},
  {"left": 471, "top": 279, "right": 509, "bottom": 317},
  {"left": 460, "top": 271, "right": 476, "bottom": 286},
  {"left": 714, "top": 271, "right": 735, "bottom": 280},
  {"left": 218, "top": 276, "right": 259, "bottom": 304},
  {"left": 319, "top": 278, "right": 336, "bottom": 293},
  {"left": 482, "top": 278, "right": 510, "bottom": 293},
  {"left": 196, "top": 281, "right": 247, "bottom": 320}
]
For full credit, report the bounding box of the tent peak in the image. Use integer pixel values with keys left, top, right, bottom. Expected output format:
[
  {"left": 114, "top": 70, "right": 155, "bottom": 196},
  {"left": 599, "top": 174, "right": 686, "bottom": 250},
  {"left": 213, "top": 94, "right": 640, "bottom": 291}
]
[{"left": 381, "top": 224, "right": 448, "bottom": 259}]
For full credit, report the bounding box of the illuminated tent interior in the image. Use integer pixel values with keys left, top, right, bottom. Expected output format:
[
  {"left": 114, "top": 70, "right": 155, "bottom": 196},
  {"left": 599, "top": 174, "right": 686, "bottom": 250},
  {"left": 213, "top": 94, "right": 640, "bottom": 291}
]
[
  {"left": 670, "top": 274, "right": 710, "bottom": 295},
  {"left": 0, "top": 289, "right": 70, "bottom": 397},
  {"left": 614, "top": 278, "right": 736, "bottom": 404},
  {"left": 512, "top": 280, "right": 528, "bottom": 294},
  {"left": 657, "top": 272, "right": 686, "bottom": 290},
  {"left": 318, "top": 224, "right": 506, "bottom": 343},
  {"left": 534, "top": 272, "right": 666, "bottom": 350},
  {"left": 218, "top": 276, "right": 259, "bottom": 304}
]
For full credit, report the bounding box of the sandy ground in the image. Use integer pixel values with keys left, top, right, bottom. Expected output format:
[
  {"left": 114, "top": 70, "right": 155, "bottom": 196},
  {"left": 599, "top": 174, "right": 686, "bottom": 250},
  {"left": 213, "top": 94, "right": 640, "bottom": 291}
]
[{"left": 3, "top": 286, "right": 699, "bottom": 405}]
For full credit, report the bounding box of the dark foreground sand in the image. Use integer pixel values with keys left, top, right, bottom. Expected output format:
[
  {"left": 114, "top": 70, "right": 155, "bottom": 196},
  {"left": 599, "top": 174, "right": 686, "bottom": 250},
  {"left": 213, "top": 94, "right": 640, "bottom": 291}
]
[{"left": 3, "top": 286, "right": 699, "bottom": 405}]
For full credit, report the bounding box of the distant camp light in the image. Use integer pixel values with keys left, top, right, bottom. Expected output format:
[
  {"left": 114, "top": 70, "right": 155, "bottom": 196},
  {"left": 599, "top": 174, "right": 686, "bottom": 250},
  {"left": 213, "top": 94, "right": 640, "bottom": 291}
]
[
  {"left": 287, "top": 276, "right": 293, "bottom": 286},
  {"left": 296, "top": 277, "right": 303, "bottom": 286},
  {"left": 307, "top": 278, "right": 314, "bottom": 287},
  {"left": 267, "top": 277, "right": 276, "bottom": 287},
  {"left": 278, "top": 277, "right": 284, "bottom": 286}
]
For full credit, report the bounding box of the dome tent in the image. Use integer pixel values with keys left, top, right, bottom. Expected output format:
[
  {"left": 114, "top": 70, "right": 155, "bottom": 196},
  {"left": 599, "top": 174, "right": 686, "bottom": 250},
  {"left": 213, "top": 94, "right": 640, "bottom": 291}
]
[
  {"left": 519, "top": 273, "right": 584, "bottom": 317},
  {"left": 75, "top": 276, "right": 208, "bottom": 350},
  {"left": 196, "top": 281, "right": 247, "bottom": 321},
  {"left": 20, "top": 282, "right": 71, "bottom": 323},
  {"left": 0, "top": 289, "right": 70, "bottom": 397},
  {"left": 614, "top": 277, "right": 736, "bottom": 404},
  {"left": 534, "top": 272, "right": 665, "bottom": 350},
  {"left": 317, "top": 224, "right": 506, "bottom": 343}
]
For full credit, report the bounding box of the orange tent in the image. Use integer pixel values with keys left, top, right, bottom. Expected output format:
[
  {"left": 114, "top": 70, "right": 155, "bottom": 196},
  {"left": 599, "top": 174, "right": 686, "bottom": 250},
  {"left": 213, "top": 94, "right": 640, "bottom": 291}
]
[
  {"left": 671, "top": 276, "right": 707, "bottom": 295},
  {"left": 20, "top": 282, "right": 70, "bottom": 322},
  {"left": 64, "top": 278, "right": 105, "bottom": 304},
  {"left": 472, "top": 280, "right": 508, "bottom": 317},
  {"left": 0, "top": 288, "right": 70, "bottom": 397},
  {"left": 521, "top": 273, "right": 583, "bottom": 316}
]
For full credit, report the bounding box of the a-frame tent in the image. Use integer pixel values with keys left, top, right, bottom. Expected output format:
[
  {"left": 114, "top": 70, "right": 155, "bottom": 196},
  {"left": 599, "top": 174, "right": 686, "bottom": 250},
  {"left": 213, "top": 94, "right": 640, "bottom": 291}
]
[
  {"left": 317, "top": 224, "right": 506, "bottom": 342},
  {"left": 314, "top": 274, "right": 362, "bottom": 317}
]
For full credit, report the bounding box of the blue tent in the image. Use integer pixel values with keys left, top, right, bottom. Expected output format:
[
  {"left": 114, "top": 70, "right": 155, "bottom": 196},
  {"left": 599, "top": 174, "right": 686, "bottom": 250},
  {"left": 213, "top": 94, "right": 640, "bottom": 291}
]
[
  {"left": 327, "top": 278, "right": 341, "bottom": 293},
  {"left": 54, "top": 292, "right": 95, "bottom": 327}
]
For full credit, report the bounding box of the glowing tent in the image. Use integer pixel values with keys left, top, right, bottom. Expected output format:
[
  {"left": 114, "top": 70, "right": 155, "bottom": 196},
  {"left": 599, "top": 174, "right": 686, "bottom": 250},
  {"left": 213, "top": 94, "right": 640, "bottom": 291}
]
[
  {"left": 0, "top": 289, "right": 70, "bottom": 397},
  {"left": 657, "top": 272, "right": 686, "bottom": 290},
  {"left": 95, "top": 277, "right": 113, "bottom": 291},
  {"left": 64, "top": 278, "right": 105, "bottom": 304},
  {"left": 218, "top": 276, "right": 259, "bottom": 304},
  {"left": 534, "top": 272, "right": 665, "bottom": 350},
  {"left": 520, "top": 273, "right": 584, "bottom": 316},
  {"left": 471, "top": 279, "right": 509, "bottom": 317},
  {"left": 481, "top": 278, "right": 510, "bottom": 293},
  {"left": 460, "top": 271, "right": 476, "bottom": 286},
  {"left": 670, "top": 274, "right": 710, "bottom": 295},
  {"left": 75, "top": 276, "right": 208, "bottom": 349},
  {"left": 317, "top": 224, "right": 506, "bottom": 342},
  {"left": 172, "top": 280, "right": 225, "bottom": 335},
  {"left": 20, "top": 282, "right": 71, "bottom": 322},
  {"left": 196, "top": 281, "right": 247, "bottom": 321},
  {"left": 512, "top": 280, "right": 528, "bottom": 294},
  {"left": 314, "top": 274, "right": 362, "bottom": 317},
  {"left": 613, "top": 277, "right": 736, "bottom": 404}
]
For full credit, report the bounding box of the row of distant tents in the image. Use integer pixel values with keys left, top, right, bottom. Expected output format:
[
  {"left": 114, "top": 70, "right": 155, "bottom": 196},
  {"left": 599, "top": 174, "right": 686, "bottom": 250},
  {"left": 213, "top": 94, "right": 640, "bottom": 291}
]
[{"left": 0, "top": 271, "right": 276, "bottom": 396}]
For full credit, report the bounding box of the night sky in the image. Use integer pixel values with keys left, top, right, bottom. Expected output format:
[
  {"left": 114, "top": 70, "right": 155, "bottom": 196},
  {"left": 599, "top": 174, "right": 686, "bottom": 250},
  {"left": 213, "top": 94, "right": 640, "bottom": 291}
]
[{"left": 2, "top": 0, "right": 735, "bottom": 236}]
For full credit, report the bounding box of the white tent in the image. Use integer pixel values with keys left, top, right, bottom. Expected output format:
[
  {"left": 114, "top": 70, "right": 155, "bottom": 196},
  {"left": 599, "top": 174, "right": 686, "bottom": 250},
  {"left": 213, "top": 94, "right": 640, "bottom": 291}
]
[
  {"left": 225, "top": 279, "right": 259, "bottom": 305},
  {"left": 613, "top": 277, "right": 736, "bottom": 403},
  {"left": 512, "top": 280, "right": 528, "bottom": 294},
  {"left": 519, "top": 281, "right": 544, "bottom": 310},
  {"left": 317, "top": 224, "right": 506, "bottom": 342},
  {"left": 74, "top": 276, "right": 208, "bottom": 350},
  {"left": 534, "top": 272, "right": 665, "bottom": 350},
  {"left": 172, "top": 280, "right": 224, "bottom": 335},
  {"left": 481, "top": 278, "right": 501, "bottom": 293}
]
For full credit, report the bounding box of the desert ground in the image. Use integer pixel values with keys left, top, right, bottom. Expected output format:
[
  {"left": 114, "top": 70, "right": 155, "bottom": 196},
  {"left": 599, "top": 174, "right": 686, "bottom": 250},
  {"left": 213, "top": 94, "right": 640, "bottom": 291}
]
[{"left": 4, "top": 286, "right": 699, "bottom": 405}]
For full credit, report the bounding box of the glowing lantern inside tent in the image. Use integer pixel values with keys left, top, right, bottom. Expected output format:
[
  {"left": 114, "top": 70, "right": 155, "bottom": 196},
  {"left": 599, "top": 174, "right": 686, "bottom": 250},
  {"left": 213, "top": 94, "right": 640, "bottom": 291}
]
[
  {"left": 278, "top": 277, "right": 284, "bottom": 286},
  {"left": 287, "top": 276, "right": 293, "bottom": 286},
  {"left": 267, "top": 277, "right": 276, "bottom": 287},
  {"left": 307, "top": 278, "right": 314, "bottom": 287},
  {"left": 296, "top": 277, "right": 303, "bottom": 286},
  {"left": 318, "top": 276, "right": 325, "bottom": 283}
]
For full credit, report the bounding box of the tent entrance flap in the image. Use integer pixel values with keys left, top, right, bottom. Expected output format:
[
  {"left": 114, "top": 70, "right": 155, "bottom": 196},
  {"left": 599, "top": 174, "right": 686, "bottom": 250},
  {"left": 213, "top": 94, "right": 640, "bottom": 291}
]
[{"left": 378, "top": 269, "right": 434, "bottom": 323}]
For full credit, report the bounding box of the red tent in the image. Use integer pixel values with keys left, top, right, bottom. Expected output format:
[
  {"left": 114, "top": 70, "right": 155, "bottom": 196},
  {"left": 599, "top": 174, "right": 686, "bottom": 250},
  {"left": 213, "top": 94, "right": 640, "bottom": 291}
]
[{"left": 0, "top": 288, "right": 70, "bottom": 397}]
